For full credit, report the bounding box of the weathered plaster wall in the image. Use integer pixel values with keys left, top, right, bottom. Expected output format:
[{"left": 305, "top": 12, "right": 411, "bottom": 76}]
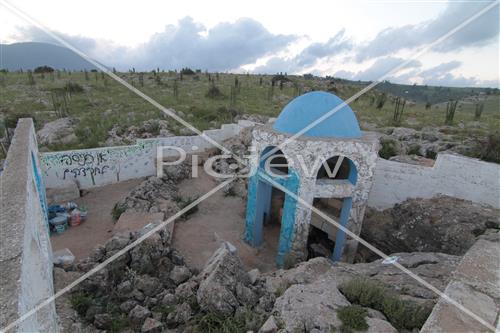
[
  {"left": 368, "top": 153, "right": 500, "bottom": 210},
  {"left": 41, "top": 122, "right": 249, "bottom": 189},
  {"left": 0, "top": 119, "right": 58, "bottom": 332}
]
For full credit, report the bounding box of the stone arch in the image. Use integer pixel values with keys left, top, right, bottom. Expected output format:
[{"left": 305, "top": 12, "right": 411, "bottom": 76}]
[
  {"left": 316, "top": 155, "right": 357, "bottom": 185},
  {"left": 259, "top": 145, "right": 289, "bottom": 176}
]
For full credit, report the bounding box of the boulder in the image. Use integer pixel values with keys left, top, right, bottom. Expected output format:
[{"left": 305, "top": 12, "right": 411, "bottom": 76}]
[
  {"left": 104, "top": 234, "right": 130, "bottom": 253},
  {"left": 166, "top": 302, "right": 192, "bottom": 325},
  {"left": 37, "top": 117, "right": 77, "bottom": 145},
  {"left": 196, "top": 242, "right": 250, "bottom": 316},
  {"left": 259, "top": 315, "right": 278, "bottom": 333},
  {"left": 366, "top": 318, "right": 398, "bottom": 333},
  {"left": 128, "top": 305, "right": 151, "bottom": 325},
  {"left": 272, "top": 275, "right": 349, "bottom": 332},
  {"left": 93, "top": 313, "right": 111, "bottom": 329},
  {"left": 135, "top": 275, "right": 162, "bottom": 297},
  {"left": 141, "top": 317, "right": 163, "bottom": 333},
  {"left": 169, "top": 265, "right": 192, "bottom": 284},
  {"left": 362, "top": 196, "right": 500, "bottom": 256}
]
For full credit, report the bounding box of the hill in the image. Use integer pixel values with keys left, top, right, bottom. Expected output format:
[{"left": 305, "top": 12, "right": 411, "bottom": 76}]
[{"left": 0, "top": 42, "right": 97, "bottom": 71}]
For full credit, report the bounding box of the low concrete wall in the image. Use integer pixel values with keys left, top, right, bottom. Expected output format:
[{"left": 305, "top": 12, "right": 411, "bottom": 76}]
[
  {"left": 420, "top": 235, "right": 499, "bottom": 332},
  {"left": 368, "top": 153, "right": 500, "bottom": 210},
  {"left": 0, "top": 119, "right": 58, "bottom": 332},
  {"left": 41, "top": 121, "right": 251, "bottom": 189}
]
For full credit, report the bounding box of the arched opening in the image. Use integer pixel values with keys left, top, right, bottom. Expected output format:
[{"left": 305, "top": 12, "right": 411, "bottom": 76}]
[
  {"left": 260, "top": 146, "right": 289, "bottom": 176},
  {"left": 316, "top": 156, "right": 357, "bottom": 185}
]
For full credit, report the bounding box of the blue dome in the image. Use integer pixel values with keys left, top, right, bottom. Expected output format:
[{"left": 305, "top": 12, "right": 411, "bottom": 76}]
[{"left": 273, "top": 91, "right": 361, "bottom": 138}]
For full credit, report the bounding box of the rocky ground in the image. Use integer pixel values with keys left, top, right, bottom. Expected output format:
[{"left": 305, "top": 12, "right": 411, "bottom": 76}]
[
  {"left": 105, "top": 119, "right": 174, "bottom": 146},
  {"left": 376, "top": 126, "right": 499, "bottom": 163},
  {"left": 361, "top": 196, "right": 500, "bottom": 261},
  {"left": 55, "top": 220, "right": 465, "bottom": 332}
]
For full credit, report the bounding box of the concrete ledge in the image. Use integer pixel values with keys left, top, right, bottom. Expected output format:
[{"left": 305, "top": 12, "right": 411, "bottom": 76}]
[
  {"left": 420, "top": 237, "right": 500, "bottom": 333},
  {"left": 0, "top": 119, "right": 58, "bottom": 332}
]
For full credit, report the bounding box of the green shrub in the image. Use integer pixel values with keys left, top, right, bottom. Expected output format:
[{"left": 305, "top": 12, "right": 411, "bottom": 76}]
[
  {"left": 480, "top": 132, "right": 500, "bottom": 164},
  {"left": 206, "top": 84, "right": 225, "bottom": 99},
  {"left": 64, "top": 81, "right": 84, "bottom": 93},
  {"left": 407, "top": 144, "right": 421, "bottom": 156},
  {"left": 111, "top": 202, "right": 127, "bottom": 221},
  {"left": 70, "top": 292, "right": 94, "bottom": 316},
  {"left": 195, "top": 307, "right": 264, "bottom": 333},
  {"left": 337, "top": 305, "right": 369, "bottom": 332},
  {"left": 339, "top": 278, "right": 431, "bottom": 330},
  {"left": 378, "top": 140, "right": 398, "bottom": 159}
]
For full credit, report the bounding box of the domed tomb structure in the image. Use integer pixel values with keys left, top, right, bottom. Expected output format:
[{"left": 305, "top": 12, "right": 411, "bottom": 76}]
[{"left": 244, "top": 91, "right": 379, "bottom": 266}]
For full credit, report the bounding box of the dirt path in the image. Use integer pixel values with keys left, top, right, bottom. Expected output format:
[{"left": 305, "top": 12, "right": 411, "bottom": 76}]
[
  {"left": 173, "top": 168, "right": 279, "bottom": 273},
  {"left": 50, "top": 178, "right": 143, "bottom": 259}
]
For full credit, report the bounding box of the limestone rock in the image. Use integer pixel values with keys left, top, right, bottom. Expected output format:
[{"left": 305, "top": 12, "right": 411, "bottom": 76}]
[
  {"left": 141, "top": 317, "right": 163, "bottom": 333},
  {"left": 196, "top": 242, "right": 250, "bottom": 316},
  {"left": 362, "top": 196, "right": 500, "bottom": 257},
  {"left": 166, "top": 302, "right": 192, "bottom": 325},
  {"left": 259, "top": 315, "right": 278, "bottom": 333},
  {"left": 366, "top": 318, "right": 398, "bottom": 333},
  {"left": 37, "top": 117, "right": 77, "bottom": 145},
  {"left": 170, "top": 265, "right": 192, "bottom": 284},
  {"left": 128, "top": 305, "right": 151, "bottom": 325},
  {"left": 135, "top": 275, "right": 162, "bottom": 297},
  {"left": 272, "top": 275, "right": 349, "bottom": 332},
  {"left": 93, "top": 313, "right": 111, "bottom": 329}
]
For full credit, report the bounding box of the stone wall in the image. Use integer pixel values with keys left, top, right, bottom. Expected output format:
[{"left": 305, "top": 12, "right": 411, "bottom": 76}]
[
  {"left": 0, "top": 119, "right": 58, "bottom": 332},
  {"left": 368, "top": 153, "right": 500, "bottom": 210},
  {"left": 40, "top": 122, "right": 250, "bottom": 189}
]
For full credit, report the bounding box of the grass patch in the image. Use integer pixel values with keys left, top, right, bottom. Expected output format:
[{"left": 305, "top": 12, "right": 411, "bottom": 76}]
[
  {"left": 339, "top": 278, "right": 432, "bottom": 330},
  {"left": 194, "top": 306, "right": 265, "bottom": 333},
  {"left": 337, "top": 305, "right": 369, "bottom": 332}
]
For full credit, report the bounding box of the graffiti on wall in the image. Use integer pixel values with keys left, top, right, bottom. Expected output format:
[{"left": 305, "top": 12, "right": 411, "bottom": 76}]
[{"left": 41, "top": 140, "right": 156, "bottom": 186}]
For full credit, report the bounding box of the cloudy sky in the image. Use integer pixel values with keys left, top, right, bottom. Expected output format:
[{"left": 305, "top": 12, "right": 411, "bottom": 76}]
[{"left": 1, "top": 0, "right": 499, "bottom": 87}]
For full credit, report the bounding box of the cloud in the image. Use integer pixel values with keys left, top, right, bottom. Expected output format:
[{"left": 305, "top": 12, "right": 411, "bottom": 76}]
[
  {"left": 414, "top": 61, "right": 479, "bottom": 87},
  {"left": 334, "top": 56, "right": 422, "bottom": 81},
  {"left": 253, "top": 29, "right": 352, "bottom": 74},
  {"left": 295, "top": 29, "right": 352, "bottom": 67},
  {"left": 355, "top": 2, "right": 499, "bottom": 61},
  {"left": 14, "top": 17, "right": 297, "bottom": 71}
]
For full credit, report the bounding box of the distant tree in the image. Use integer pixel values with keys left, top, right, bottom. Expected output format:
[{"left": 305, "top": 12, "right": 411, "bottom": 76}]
[
  {"left": 425, "top": 101, "right": 431, "bottom": 110},
  {"left": 180, "top": 67, "right": 195, "bottom": 75},
  {"left": 259, "top": 77, "right": 263, "bottom": 86},
  {"left": 34, "top": 65, "right": 54, "bottom": 73}
]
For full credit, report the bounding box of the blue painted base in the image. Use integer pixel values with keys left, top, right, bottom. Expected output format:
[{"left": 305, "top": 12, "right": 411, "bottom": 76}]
[{"left": 244, "top": 167, "right": 300, "bottom": 267}]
